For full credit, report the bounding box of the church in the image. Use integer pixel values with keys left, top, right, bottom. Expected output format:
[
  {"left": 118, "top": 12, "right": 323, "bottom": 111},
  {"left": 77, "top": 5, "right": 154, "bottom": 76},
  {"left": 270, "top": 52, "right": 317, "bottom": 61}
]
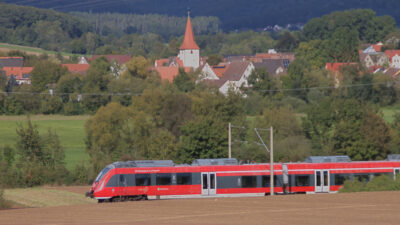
[
  {"left": 154, "top": 13, "right": 255, "bottom": 96},
  {"left": 154, "top": 13, "right": 204, "bottom": 81}
]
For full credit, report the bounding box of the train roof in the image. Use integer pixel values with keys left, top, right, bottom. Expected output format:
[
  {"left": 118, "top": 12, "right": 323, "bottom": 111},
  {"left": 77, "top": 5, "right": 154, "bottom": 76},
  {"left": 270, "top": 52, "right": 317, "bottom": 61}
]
[
  {"left": 107, "top": 154, "right": 400, "bottom": 169},
  {"left": 108, "top": 158, "right": 239, "bottom": 168},
  {"left": 304, "top": 156, "right": 351, "bottom": 163}
]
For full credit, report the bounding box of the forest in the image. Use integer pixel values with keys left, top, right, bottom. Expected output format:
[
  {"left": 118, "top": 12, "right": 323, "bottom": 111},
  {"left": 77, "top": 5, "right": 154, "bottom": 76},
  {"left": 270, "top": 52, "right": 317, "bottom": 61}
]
[{"left": 2, "top": 0, "right": 400, "bottom": 31}]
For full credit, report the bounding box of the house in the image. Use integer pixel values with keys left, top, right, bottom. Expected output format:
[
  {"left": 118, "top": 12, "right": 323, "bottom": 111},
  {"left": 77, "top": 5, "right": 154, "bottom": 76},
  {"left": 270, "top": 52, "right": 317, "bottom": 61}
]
[
  {"left": 204, "top": 61, "right": 255, "bottom": 96},
  {"left": 199, "top": 63, "right": 229, "bottom": 81},
  {"left": 359, "top": 51, "right": 388, "bottom": 68},
  {"left": 62, "top": 64, "right": 90, "bottom": 75},
  {"left": 2, "top": 67, "right": 33, "bottom": 85},
  {"left": 155, "top": 67, "right": 192, "bottom": 82},
  {"left": 0, "top": 57, "right": 23, "bottom": 69},
  {"left": 249, "top": 52, "right": 295, "bottom": 63},
  {"left": 384, "top": 50, "right": 400, "bottom": 68},
  {"left": 78, "top": 56, "right": 89, "bottom": 64},
  {"left": 253, "top": 59, "right": 288, "bottom": 76}
]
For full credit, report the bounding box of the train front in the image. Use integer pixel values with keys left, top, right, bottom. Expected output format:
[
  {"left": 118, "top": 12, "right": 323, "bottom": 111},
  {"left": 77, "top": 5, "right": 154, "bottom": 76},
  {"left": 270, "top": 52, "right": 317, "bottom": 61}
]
[{"left": 85, "top": 165, "right": 112, "bottom": 200}]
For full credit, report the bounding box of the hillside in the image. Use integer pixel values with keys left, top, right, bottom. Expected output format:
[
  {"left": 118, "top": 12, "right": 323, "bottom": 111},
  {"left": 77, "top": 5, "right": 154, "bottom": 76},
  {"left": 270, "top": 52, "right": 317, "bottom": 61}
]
[{"left": 2, "top": 0, "right": 400, "bottom": 30}]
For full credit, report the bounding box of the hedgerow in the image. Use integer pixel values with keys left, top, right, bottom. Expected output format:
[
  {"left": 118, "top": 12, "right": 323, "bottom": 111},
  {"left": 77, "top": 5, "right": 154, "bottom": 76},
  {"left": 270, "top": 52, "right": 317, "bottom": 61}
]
[{"left": 339, "top": 175, "right": 400, "bottom": 193}]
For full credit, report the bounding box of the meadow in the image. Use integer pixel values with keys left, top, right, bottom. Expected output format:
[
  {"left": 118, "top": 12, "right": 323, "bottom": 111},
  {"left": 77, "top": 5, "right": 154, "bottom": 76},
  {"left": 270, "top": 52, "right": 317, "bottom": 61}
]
[{"left": 0, "top": 115, "right": 90, "bottom": 170}]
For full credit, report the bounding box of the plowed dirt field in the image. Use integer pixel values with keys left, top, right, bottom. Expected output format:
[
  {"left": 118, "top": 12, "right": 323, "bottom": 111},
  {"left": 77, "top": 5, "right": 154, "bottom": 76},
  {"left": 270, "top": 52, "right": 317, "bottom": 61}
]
[{"left": 1, "top": 187, "right": 399, "bottom": 225}]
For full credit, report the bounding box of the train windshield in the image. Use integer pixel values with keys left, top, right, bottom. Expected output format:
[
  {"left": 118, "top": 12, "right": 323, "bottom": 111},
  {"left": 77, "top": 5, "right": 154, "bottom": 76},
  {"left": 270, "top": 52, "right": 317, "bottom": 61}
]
[{"left": 95, "top": 166, "right": 111, "bottom": 182}]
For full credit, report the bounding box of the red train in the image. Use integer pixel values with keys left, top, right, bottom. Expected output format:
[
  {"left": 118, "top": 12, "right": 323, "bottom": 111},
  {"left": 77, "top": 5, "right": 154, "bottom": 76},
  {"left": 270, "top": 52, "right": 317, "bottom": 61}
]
[{"left": 86, "top": 155, "right": 400, "bottom": 202}]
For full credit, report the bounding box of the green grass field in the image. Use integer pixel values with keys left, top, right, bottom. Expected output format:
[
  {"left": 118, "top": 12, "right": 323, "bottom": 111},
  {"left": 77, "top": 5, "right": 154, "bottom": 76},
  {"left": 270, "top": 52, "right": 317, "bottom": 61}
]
[
  {"left": 0, "top": 115, "right": 90, "bottom": 171},
  {"left": 0, "top": 43, "right": 91, "bottom": 58}
]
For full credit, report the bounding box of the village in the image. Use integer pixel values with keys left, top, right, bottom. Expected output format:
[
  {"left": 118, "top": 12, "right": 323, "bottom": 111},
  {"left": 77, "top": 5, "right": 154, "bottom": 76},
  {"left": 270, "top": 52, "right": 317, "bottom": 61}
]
[{"left": 2, "top": 15, "right": 400, "bottom": 97}]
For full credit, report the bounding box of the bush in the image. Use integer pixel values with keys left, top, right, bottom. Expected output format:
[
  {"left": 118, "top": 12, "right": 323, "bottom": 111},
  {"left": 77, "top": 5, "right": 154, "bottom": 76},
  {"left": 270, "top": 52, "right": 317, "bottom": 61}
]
[
  {"left": 339, "top": 175, "right": 400, "bottom": 193},
  {"left": 0, "top": 189, "right": 10, "bottom": 209},
  {"left": 63, "top": 101, "right": 84, "bottom": 115},
  {"left": 70, "top": 162, "right": 92, "bottom": 185}
]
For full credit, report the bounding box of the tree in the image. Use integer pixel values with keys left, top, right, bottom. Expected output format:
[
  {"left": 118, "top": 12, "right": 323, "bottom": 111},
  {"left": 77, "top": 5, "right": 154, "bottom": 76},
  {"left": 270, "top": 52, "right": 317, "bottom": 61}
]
[
  {"left": 82, "top": 57, "right": 113, "bottom": 113},
  {"left": 31, "top": 61, "right": 68, "bottom": 93},
  {"left": 302, "top": 9, "right": 396, "bottom": 43},
  {"left": 303, "top": 98, "right": 392, "bottom": 160},
  {"left": 248, "top": 107, "right": 311, "bottom": 162},
  {"left": 207, "top": 54, "right": 223, "bottom": 66},
  {"left": 282, "top": 58, "right": 311, "bottom": 101},
  {"left": 178, "top": 116, "right": 227, "bottom": 163},
  {"left": 371, "top": 73, "right": 397, "bottom": 106},
  {"left": 123, "top": 56, "right": 150, "bottom": 79},
  {"left": 56, "top": 73, "right": 82, "bottom": 103},
  {"left": 173, "top": 69, "right": 195, "bottom": 93},
  {"left": 247, "top": 68, "right": 281, "bottom": 97},
  {"left": 85, "top": 102, "right": 130, "bottom": 172},
  {"left": 275, "top": 32, "right": 298, "bottom": 52},
  {"left": 15, "top": 119, "right": 67, "bottom": 186},
  {"left": 131, "top": 84, "right": 192, "bottom": 138},
  {"left": 327, "top": 27, "right": 359, "bottom": 62}
]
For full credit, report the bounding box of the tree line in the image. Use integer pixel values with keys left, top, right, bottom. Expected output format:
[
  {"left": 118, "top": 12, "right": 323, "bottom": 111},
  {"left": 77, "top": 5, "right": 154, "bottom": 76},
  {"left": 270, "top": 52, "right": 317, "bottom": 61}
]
[{"left": 4, "top": 0, "right": 400, "bottom": 31}]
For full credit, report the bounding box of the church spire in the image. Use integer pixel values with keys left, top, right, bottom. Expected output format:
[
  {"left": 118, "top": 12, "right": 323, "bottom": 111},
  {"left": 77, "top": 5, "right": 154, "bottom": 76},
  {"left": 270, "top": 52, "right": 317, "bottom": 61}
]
[{"left": 179, "top": 12, "right": 200, "bottom": 50}]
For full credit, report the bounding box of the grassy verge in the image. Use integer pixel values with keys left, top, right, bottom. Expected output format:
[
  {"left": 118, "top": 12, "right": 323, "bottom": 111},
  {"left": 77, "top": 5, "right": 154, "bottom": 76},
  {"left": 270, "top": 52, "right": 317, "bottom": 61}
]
[
  {"left": 0, "top": 115, "right": 90, "bottom": 171},
  {"left": 3, "top": 187, "right": 96, "bottom": 208},
  {"left": 339, "top": 175, "right": 400, "bottom": 193}
]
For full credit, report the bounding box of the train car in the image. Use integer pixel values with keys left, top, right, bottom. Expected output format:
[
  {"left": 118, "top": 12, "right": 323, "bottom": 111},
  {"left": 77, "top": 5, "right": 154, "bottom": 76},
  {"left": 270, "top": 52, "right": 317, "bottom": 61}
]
[{"left": 86, "top": 155, "right": 400, "bottom": 202}]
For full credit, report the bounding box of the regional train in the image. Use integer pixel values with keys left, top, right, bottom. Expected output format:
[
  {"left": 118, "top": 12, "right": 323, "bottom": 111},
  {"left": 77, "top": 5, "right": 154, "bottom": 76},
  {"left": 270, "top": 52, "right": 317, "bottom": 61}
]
[{"left": 86, "top": 155, "right": 400, "bottom": 202}]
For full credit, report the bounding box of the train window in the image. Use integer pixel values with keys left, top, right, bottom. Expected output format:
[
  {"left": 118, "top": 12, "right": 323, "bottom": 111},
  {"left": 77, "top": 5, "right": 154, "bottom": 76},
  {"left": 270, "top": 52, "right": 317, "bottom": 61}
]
[
  {"left": 105, "top": 174, "right": 118, "bottom": 187},
  {"left": 295, "top": 175, "right": 310, "bottom": 187},
  {"left": 334, "top": 174, "right": 351, "bottom": 185},
  {"left": 126, "top": 174, "right": 135, "bottom": 186},
  {"left": 119, "top": 175, "right": 126, "bottom": 186},
  {"left": 95, "top": 166, "right": 111, "bottom": 182},
  {"left": 241, "top": 176, "right": 257, "bottom": 188},
  {"left": 156, "top": 173, "right": 172, "bottom": 186},
  {"left": 177, "top": 173, "right": 192, "bottom": 185},
  {"left": 136, "top": 174, "right": 151, "bottom": 186},
  {"left": 262, "top": 176, "right": 281, "bottom": 187}
]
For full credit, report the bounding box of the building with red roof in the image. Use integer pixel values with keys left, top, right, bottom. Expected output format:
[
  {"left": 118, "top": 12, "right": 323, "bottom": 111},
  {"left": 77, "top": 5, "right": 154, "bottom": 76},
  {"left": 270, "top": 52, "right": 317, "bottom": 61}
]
[
  {"left": 384, "top": 50, "right": 400, "bottom": 68},
  {"left": 2, "top": 67, "right": 33, "bottom": 84},
  {"left": 177, "top": 13, "right": 200, "bottom": 69},
  {"left": 62, "top": 64, "right": 90, "bottom": 75}
]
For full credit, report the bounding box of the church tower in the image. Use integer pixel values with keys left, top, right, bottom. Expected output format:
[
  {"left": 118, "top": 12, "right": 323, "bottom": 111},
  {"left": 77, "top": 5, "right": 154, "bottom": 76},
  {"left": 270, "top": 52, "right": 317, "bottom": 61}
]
[{"left": 178, "top": 12, "right": 200, "bottom": 69}]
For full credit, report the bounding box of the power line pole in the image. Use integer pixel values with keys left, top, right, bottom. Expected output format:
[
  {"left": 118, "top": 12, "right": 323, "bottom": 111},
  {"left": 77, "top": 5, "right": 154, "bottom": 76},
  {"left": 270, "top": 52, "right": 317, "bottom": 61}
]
[
  {"left": 228, "top": 123, "right": 232, "bottom": 158},
  {"left": 254, "top": 127, "right": 274, "bottom": 196},
  {"left": 270, "top": 127, "right": 274, "bottom": 196}
]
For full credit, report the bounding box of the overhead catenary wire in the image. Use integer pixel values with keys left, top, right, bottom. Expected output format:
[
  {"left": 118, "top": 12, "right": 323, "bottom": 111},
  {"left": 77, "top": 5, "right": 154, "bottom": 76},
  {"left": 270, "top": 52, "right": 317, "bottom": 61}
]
[
  {"left": 253, "top": 81, "right": 396, "bottom": 93},
  {"left": 3, "top": 81, "right": 398, "bottom": 97}
]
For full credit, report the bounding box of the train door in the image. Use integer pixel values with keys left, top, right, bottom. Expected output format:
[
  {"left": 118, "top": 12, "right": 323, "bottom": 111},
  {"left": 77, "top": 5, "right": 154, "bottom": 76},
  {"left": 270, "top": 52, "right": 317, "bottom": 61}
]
[
  {"left": 118, "top": 174, "right": 127, "bottom": 197},
  {"left": 394, "top": 168, "right": 400, "bottom": 180},
  {"left": 201, "top": 172, "right": 217, "bottom": 196},
  {"left": 315, "top": 170, "right": 330, "bottom": 193}
]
